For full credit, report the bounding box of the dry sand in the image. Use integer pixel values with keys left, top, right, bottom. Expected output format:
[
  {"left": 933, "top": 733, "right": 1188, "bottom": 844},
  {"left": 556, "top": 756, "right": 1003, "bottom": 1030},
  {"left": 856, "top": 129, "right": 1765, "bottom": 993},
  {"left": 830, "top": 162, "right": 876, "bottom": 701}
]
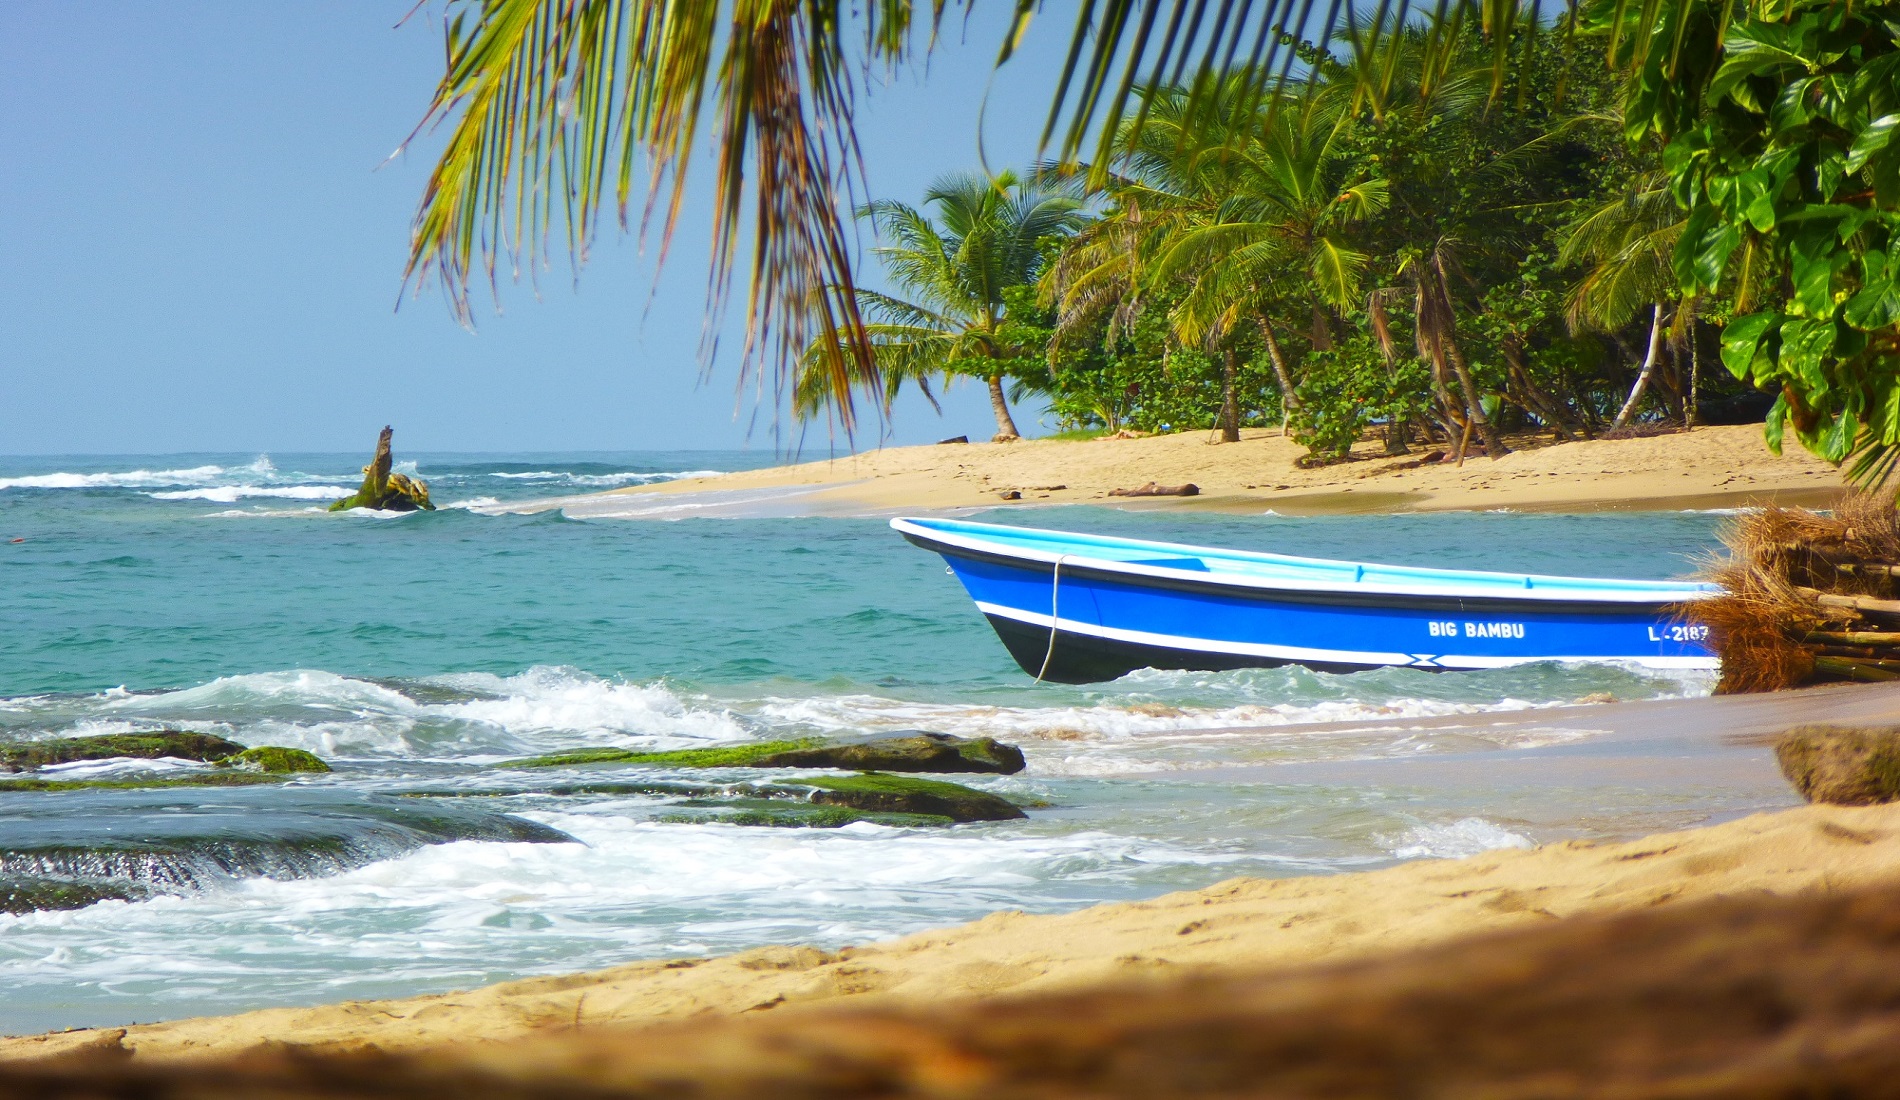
[
  {"left": 14, "top": 795, "right": 1900, "bottom": 1064},
  {"left": 515, "top": 423, "right": 1845, "bottom": 518}
]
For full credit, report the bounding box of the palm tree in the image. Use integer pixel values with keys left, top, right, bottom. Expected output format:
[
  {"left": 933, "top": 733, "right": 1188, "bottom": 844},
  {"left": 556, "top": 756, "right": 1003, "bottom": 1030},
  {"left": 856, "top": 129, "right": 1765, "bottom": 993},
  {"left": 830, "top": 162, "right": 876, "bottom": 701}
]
[
  {"left": 401, "top": 1, "right": 1567, "bottom": 427},
  {"left": 796, "top": 171, "right": 1086, "bottom": 441},
  {"left": 1047, "top": 78, "right": 1386, "bottom": 443},
  {"left": 1148, "top": 91, "right": 1389, "bottom": 441},
  {"left": 1560, "top": 170, "right": 1685, "bottom": 431}
]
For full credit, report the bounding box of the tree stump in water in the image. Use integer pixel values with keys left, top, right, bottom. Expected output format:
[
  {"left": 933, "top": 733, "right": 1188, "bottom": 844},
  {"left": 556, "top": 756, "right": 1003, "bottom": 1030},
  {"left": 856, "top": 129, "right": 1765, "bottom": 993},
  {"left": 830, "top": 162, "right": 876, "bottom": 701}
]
[{"left": 328, "top": 427, "right": 434, "bottom": 512}]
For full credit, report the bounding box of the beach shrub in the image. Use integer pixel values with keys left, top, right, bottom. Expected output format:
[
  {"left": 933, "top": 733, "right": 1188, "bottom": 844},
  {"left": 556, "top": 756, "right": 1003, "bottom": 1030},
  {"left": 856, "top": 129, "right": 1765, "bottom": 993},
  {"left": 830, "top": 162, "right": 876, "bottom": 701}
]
[{"left": 1290, "top": 336, "right": 1432, "bottom": 461}]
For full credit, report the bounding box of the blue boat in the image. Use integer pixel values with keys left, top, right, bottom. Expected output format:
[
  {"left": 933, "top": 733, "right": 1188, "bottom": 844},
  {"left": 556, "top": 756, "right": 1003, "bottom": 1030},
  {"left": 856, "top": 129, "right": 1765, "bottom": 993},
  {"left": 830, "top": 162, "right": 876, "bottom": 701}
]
[{"left": 891, "top": 517, "right": 1719, "bottom": 684}]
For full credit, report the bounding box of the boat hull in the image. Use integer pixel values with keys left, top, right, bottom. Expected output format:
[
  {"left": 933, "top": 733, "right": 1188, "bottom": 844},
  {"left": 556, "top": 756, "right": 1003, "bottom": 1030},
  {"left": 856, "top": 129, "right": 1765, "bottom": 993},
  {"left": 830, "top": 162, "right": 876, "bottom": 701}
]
[{"left": 899, "top": 523, "right": 1716, "bottom": 683}]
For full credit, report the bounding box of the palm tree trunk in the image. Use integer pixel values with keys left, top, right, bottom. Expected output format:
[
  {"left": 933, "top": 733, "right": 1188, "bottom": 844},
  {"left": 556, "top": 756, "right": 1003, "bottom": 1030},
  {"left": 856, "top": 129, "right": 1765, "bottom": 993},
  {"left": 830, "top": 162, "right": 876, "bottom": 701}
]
[
  {"left": 1430, "top": 255, "right": 1508, "bottom": 460},
  {"left": 1502, "top": 335, "right": 1587, "bottom": 441},
  {"left": 1310, "top": 303, "right": 1333, "bottom": 352},
  {"left": 1688, "top": 315, "right": 1702, "bottom": 426},
  {"left": 1218, "top": 348, "right": 1241, "bottom": 443},
  {"left": 1611, "top": 304, "right": 1666, "bottom": 432},
  {"left": 1256, "top": 313, "right": 1298, "bottom": 431},
  {"left": 987, "top": 375, "right": 1021, "bottom": 441}
]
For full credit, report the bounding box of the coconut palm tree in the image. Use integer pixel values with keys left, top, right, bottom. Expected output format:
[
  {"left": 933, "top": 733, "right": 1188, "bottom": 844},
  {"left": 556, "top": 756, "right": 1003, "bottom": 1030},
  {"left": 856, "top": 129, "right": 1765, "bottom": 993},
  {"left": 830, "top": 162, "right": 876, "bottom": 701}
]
[
  {"left": 400, "top": 1, "right": 1572, "bottom": 428},
  {"left": 796, "top": 170, "right": 1086, "bottom": 440},
  {"left": 1046, "top": 77, "right": 1386, "bottom": 442},
  {"left": 1559, "top": 170, "right": 1686, "bottom": 430}
]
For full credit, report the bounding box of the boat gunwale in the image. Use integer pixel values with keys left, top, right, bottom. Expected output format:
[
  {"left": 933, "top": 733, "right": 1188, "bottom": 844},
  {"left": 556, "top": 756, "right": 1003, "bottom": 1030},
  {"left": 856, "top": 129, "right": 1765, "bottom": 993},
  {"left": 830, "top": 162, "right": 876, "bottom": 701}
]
[{"left": 891, "top": 517, "right": 1714, "bottom": 608}]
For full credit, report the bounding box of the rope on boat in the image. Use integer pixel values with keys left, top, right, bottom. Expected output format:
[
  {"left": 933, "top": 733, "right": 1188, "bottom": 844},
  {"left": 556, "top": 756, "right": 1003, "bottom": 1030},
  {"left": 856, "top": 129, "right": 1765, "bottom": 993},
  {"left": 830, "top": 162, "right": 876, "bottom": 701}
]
[{"left": 1035, "top": 555, "right": 1070, "bottom": 683}]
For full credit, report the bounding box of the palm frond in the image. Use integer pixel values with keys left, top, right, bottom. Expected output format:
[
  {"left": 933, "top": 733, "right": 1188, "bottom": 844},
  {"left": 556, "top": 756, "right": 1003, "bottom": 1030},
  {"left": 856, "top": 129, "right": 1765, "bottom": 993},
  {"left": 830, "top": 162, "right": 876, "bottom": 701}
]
[{"left": 404, "top": 0, "right": 929, "bottom": 430}]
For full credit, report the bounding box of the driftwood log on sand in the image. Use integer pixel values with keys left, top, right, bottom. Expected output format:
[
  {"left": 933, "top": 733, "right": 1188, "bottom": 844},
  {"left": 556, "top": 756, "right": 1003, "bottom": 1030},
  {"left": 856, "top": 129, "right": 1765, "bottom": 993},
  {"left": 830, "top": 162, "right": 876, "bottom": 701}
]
[{"left": 1108, "top": 481, "right": 1200, "bottom": 497}]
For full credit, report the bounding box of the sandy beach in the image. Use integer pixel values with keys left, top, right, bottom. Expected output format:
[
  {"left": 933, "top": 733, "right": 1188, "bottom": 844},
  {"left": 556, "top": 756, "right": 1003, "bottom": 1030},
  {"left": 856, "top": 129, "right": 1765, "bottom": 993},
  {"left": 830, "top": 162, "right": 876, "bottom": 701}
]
[
  {"left": 11, "top": 679, "right": 1899, "bottom": 1067},
  {"left": 505, "top": 424, "right": 1847, "bottom": 519}
]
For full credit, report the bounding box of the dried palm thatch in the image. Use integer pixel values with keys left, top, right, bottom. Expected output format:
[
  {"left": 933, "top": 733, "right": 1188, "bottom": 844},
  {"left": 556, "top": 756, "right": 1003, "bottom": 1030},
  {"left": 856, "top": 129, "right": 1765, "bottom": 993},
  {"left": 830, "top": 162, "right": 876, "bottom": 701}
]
[{"left": 1693, "top": 494, "right": 1900, "bottom": 693}]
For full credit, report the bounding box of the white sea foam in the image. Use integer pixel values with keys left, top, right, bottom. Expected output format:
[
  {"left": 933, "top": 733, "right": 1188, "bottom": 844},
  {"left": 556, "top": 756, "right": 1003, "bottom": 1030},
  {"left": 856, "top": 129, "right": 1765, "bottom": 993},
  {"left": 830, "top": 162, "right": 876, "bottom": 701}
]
[
  {"left": 489, "top": 469, "right": 723, "bottom": 486},
  {"left": 0, "top": 465, "right": 227, "bottom": 490},
  {"left": 0, "top": 815, "right": 1244, "bottom": 1023},
  {"left": 149, "top": 486, "right": 350, "bottom": 503},
  {"left": 1385, "top": 817, "right": 1536, "bottom": 860},
  {"left": 434, "top": 669, "right": 749, "bottom": 745},
  {"left": 87, "top": 667, "right": 748, "bottom": 757}
]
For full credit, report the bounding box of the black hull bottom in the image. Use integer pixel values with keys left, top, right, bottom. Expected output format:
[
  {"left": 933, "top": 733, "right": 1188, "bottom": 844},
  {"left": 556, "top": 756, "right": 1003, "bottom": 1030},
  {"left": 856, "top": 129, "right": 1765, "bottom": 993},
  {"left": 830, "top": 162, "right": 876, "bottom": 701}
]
[{"left": 984, "top": 614, "right": 1377, "bottom": 684}]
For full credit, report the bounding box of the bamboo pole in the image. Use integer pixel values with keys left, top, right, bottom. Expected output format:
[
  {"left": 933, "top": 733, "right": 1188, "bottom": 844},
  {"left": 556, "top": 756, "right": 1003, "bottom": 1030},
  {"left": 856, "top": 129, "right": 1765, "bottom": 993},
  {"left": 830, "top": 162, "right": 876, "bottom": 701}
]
[
  {"left": 1811, "top": 656, "right": 1900, "bottom": 682},
  {"left": 1803, "top": 630, "right": 1900, "bottom": 645},
  {"left": 1795, "top": 588, "right": 1900, "bottom": 615}
]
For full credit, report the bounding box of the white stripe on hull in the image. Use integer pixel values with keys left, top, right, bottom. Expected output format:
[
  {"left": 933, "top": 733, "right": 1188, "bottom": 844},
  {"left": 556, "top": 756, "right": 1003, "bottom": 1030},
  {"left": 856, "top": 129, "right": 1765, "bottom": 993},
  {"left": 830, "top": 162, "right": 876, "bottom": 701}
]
[{"left": 975, "top": 601, "right": 1722, "bottom": 672}]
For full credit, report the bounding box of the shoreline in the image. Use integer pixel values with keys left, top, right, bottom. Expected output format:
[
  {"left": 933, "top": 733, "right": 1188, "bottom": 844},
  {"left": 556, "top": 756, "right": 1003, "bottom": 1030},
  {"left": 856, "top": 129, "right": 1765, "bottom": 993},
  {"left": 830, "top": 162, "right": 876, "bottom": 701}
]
[
  {"left": 492, "top": 423, "right": 1845, "bottom": 519},
  {"left": 11, "top": 680, "right": 1899, "bottom": 1064}
]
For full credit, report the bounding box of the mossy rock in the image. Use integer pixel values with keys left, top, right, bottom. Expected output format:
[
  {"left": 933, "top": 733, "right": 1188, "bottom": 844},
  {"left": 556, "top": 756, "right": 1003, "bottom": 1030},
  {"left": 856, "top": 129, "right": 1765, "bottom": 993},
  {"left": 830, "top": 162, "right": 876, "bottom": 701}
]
[
  {"left": 655, "top": 798, "right": 955, "bottom": 829},
  {"left": 501, "top": 733, "right": 1025, "bottom": 775},
  {"left": 751, "top": 732, "right": 1025, "bottom": 775},
  {"left": 0, "top": 876, "right": 150, "bottom": 915},
  {"left": 220, "top": 746, "right": 331, "bottom": 774},
  {"left": 500, "top": 739, "right": 823, "bottom": 770},
  {"left": 1775, "top": 724, "right": 1900, "bottom": 805},
  {"left": 0, "top": 773, "right": 287, "bottom": 792},
  {"left": 0, "top": 731, "right": 247, "bottom": 771},
  {"left": 787, "top": 773, "right": 1026, "bottom": 823}
]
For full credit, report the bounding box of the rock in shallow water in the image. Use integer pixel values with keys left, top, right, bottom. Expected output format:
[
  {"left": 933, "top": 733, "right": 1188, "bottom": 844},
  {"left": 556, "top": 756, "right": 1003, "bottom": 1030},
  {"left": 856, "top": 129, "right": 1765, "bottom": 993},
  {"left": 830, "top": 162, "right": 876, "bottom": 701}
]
[
  {"left": 504, "top": 732, "right": 1027, "bottom": 775},
  {"left": 1776, "top": 724, "right": 1900, "bottom": 805},
  {"left": 0, "top": 731, "right": 248, "bottom": 771},
  {"left": 0, "top": 788, "right": 576, "bottom": 911}
]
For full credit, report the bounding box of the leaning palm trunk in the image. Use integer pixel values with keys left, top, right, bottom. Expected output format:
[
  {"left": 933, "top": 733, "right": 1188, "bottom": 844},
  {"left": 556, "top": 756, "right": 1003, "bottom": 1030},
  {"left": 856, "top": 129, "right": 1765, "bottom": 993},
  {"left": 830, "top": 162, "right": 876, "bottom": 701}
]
[
  {"left": 1430, "top": 256, "right": 1508, "bottom": 460},
  {"left": 1218, "top": 348, "right": 1241, "bottom": 443},
  {"left": 1502, "top": 336, "right": 1587, "bottom": 441},
  {"left": 1413, "top": 266, "right": 1502, "bottom": 461},
  {"left": 987, "top": 375, "right": 1021, "bottom": 441},
  {"left": 1612, "top": 304, "right": 1667, "bottom": 432},
  {"left": 1255, "top": 313, "right": 1299, "bottom": 429}
]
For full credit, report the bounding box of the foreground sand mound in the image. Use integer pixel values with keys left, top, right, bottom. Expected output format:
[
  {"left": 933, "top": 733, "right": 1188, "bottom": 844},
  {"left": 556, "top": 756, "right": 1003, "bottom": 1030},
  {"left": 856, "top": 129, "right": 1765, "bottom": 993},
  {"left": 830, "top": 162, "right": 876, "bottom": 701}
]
[
  {"left": 10, "top": 829, "right": 1900, "bottom": 1096},
  {"left": 9, "top": 801, "right": 1900, "bottom": 1069}
]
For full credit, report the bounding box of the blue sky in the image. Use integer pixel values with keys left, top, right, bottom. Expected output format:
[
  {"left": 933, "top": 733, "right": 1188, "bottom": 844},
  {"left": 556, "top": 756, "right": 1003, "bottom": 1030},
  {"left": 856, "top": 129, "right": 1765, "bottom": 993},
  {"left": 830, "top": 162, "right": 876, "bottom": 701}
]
[{"left": 0, "top": 4, "right": 1075, "bottom": 455}]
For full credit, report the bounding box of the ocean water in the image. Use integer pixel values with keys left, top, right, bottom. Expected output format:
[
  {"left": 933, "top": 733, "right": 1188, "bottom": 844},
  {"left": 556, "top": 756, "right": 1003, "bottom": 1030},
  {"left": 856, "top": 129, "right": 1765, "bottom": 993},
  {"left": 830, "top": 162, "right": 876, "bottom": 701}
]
[{"left": 0, "top": 451, "right": 1735, "bottom": 1034}]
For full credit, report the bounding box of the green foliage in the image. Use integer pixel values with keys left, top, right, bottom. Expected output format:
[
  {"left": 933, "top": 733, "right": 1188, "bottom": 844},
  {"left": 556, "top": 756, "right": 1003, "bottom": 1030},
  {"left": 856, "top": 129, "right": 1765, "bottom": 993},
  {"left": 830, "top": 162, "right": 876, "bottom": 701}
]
[
  {"left": 1291, "top": 337, "right": 1434, "bottom": 459},
  {"left": 1644, "top": 0, "right": 1900, "bottom": 481}
]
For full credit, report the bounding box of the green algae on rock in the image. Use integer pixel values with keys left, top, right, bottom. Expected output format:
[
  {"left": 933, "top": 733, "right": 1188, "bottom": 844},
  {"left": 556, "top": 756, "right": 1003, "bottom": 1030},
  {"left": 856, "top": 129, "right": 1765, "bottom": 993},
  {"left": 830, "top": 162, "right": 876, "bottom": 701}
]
[
  {"left": 747, "top": 732, "right": 1025, "bottom": 774},
  {"left": 0, "top": 731, "right": 248, "bottom": 771},
  {"left": 0, "top": 877, "right": 150, "bottom": 915},
  {"left": 501, "top": 732, "right": 1026, "bottom": 775},
  {"left": 791, "top": 773, "right": 1026, "bottom": 822},
  {"left": 220, "top": 747, "right": 331, "bottom": 774}
]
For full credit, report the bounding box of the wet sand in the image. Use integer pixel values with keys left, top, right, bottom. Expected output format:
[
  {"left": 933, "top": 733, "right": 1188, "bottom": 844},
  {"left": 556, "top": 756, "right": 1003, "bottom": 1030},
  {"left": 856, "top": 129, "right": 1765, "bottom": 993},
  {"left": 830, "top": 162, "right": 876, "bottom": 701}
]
[{"left": 10, "top": 681, "right": 1898, "bottom": 1065}]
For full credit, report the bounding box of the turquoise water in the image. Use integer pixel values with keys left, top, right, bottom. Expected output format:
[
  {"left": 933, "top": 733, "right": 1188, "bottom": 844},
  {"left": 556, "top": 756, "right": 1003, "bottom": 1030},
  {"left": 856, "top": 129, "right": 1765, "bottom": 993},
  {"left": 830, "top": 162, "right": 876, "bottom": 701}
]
[{"left": 0, "top": 452, "right": 1735, "bottom": 1034}]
